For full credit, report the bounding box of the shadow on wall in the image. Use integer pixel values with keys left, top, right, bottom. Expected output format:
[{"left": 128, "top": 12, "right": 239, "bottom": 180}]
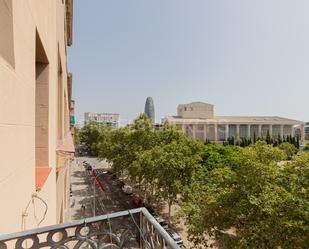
[{"left": 0, "top": 0, "right": 15, "bottom": 67}]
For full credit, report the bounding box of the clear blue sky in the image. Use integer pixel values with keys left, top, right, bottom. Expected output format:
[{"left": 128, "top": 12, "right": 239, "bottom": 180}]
[{"left": 69, "top": 0, "right": 309, "bottom": 125}]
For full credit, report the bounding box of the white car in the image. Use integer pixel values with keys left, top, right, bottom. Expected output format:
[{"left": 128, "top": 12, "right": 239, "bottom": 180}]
[
  {"left": 165, "top": 228, "right": 183, "bottom": 246},
  {"left": 122, "top": 185, "right": 133, "bottom": 195},
  {"left": 155, "top": 216, "right": 168, "bottom": 228}
]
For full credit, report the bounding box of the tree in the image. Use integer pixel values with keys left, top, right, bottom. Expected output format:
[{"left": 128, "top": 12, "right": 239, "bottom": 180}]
[
  {"left": 98, "top": 126, "right": 132, "bottom": 175},
  {"left": 180, "top": 141, "right": 309, "bottom": 249},
  {"left": 278, "top": 134, "right": 282, "bottom": 145},
  {"left": 266, "top": 130, "right": 271, "bottom": 144},
  {"left": 97, "top": 114, "right": 202, "bottom": 211},
  {"left": 296, "top": 136, "right": 300, "bottom": 149},
  {"left": 155, "top": 140, "right": 203, "bottom": 217},
  {"left": 98, "top": 114, "right": 158, "bottom": 176},
  {"left": 200, "top": 143, "right": 242, "bottom": 171},
  {"left": 78, "top": 122, "right": 110, "bottom": 156},
  {"left": 74, "top": 127, "right": 81, "bottom": 145},
  {"left": 228, "top": 136, "right": 235, "bottom": 146},
  {"left": 279, "top": 142, "right": 298, "bottom": 160}
]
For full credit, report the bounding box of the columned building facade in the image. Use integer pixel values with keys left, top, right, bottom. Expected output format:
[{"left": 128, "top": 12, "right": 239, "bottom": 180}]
[{"left": 165, "top": 102, "right": 305, "bottom": 142}]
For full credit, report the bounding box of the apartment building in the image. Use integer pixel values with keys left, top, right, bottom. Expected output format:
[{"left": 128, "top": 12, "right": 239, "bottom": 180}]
[
  {"left": 165, "top": 102, "right": 305, "bottom": 142},
  {"left": 0, "top": 0, "right": 74, "bottom": 234},
  {"left": 84, "top": 112, "right": 120, "bottom": 128}
]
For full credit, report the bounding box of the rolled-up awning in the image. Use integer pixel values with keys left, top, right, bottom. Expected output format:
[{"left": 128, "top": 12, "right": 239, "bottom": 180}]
[{"left": 36, "top": 167, "right": 52, "bottom": 191}]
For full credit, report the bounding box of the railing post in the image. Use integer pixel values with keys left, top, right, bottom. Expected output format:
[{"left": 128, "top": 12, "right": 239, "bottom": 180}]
[{"left": 139, "top": 211, "right": 144, "bottom": 249}]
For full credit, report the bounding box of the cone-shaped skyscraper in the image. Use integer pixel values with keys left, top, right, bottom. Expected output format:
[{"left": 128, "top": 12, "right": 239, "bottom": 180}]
[{"left": 144, "top": 97, "right": 155, "bottom": 124}]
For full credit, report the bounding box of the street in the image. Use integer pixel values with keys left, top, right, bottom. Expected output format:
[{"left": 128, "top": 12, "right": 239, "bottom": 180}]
[
  {"left": 70, "top": 157, "right": 136, "bottom": 220},
  {"left": 69, "top": 156, "right": 206, "bottom": 248}
]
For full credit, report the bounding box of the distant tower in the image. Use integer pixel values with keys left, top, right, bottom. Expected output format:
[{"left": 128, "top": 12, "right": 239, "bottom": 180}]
[{"left": 144, "top": 97, "right": 155, "bottom": 124}]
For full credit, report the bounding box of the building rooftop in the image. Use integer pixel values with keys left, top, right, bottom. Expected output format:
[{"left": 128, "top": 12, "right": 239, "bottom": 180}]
[
  {"left": 178, "top": 101, "right": 214, "bottom": 107},
  {"left": 166, "top": 115, "right": 304, "bottom": 125}
]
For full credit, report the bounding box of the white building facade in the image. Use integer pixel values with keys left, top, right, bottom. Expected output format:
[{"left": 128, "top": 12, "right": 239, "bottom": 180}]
[
  {"left": 165, "top": 102, "right": 305, "bottom": 142},
  {"left": 85, "top": 112, "right": 120, "bottom": 128},
  {"left": 305, "top": 122, "right": 309, "bottom": 141}
]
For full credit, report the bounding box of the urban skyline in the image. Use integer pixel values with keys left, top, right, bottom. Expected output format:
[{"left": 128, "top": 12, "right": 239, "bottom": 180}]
[
  {"left": 70, "top": 0, "right": 309, "bottom": 123},
  {"left": 1, "top": 1, "right": 309, "bottom": 248}
]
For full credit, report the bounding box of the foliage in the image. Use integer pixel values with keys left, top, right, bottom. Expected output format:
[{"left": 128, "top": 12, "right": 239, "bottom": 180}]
[
  {"left": 200, "top": 143, "right": 242, "bottom": 171},
  {"left": 73, "top": 127, "right": 81, "bottom": 145},
  {"left": 181, "top": 141, "right": 309, "bottom": 249},
  {"left": 97, "top": 113, "right": 204, "bottom": 212},
  {"left": 304, "top": 143, "right": 309, "bottom": 151},
  {"left": 77, "top": 122, "right": 111, "bottom": 156},
  {"left": 77, "top": 117, "right": 309, "bottom": 248},
  {"left": 131, "top": 140, "right": 203, "bottom": 215},
  {"left": 279, "top": 142, "right": 299, "bottom": 160}
]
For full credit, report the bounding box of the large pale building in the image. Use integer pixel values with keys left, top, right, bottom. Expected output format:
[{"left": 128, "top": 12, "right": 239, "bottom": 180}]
[
  {"left": 0, "top": 0, "right": 74, "bottom": 234},
  {"left": 305, "top": 122, "right": 309, "bottom": 141},
  {"left": 85, "top": 112, "right": 120, "bottom": 128},
  {"left": 165, "top": 102, "right": 305, "bottom": 142}
]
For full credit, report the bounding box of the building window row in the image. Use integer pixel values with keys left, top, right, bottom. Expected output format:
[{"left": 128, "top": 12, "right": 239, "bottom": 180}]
[{"left": 178, "top": 123, "right": 294, "bottom": 141}]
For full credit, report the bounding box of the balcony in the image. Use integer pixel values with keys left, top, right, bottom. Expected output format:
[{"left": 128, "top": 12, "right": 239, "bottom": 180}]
[{"left": 0, "top": 208, "right": 180, "bottom": 249}]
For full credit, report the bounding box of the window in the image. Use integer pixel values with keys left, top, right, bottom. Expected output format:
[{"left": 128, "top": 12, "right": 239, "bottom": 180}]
[
  {"left": 229, "top": 125, "right": 237, "bottom": 138},
  {"left": 250, "top": 125, "right": 259, "bottom": 138},
  {"left": 0, "top": 0, "right": 15, "bottom": 67},
  {"left": 239, "top": 125, "right": 248, "bottom": 138},
  {"left": 218, "top": 125, "right": 226, "bottom": 141},
  {"left": 272, "top": 125, "right": 280, "bottom": 137},
  {"left": 283, "top": 125, "right": 292, "bottom": 137},
  {"left": 261, "top": 125, "right": 270, "bottom": 137},
  {"left": 206, "top": 125, "right": 215, "bottom": 141}
]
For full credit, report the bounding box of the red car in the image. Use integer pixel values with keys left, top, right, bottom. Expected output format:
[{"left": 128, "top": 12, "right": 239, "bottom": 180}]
[{"left": 131, "top": 197, "right": 156, "bottom": 215}]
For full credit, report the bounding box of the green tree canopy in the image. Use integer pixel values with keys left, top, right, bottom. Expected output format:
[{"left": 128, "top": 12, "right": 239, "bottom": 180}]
[
  {"left": 181, "top": 142, "right": 308, "bottom": 249},
  {"left": 279, "top": 142, "right": 299, "bottom": 160},
  {"left": 78, "top": 122, "right": 111, "bottom": 156}
]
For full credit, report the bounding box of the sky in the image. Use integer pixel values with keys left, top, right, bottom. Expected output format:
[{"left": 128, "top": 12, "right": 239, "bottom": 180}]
[{"left": 69, "top": 0, "right": 309, "bottom": 125}]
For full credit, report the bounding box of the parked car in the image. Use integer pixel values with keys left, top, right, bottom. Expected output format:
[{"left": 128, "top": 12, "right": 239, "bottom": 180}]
[
  {"left": 122, "top": 185, "right": 133, "bottom": 195},
  {"left": 165, "top": 228, "right": 183, "bottom": 246},
  {"left": 145, "top": 205, "right": 156, "bottom": 215},
  {"left": 155, "top": 217, "right": 168, "bottom": 229}
]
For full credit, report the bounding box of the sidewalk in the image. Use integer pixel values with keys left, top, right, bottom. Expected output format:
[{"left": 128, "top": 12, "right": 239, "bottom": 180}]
[{"left": 70, "top": 158, "right": 94, "bottom": 220}]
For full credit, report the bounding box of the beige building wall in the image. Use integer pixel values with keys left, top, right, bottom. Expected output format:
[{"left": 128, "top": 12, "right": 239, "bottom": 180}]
[
  {"left": 0, "top": 0, "right": 73, "bottom": 234},
  {"left": 177, "top": 102, "right": 214, "bottom": 119}
]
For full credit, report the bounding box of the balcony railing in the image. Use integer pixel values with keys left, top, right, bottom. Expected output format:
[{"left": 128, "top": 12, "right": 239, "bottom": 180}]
[{"left": 0, "top": 208, "right": 181, "bottom": 249}]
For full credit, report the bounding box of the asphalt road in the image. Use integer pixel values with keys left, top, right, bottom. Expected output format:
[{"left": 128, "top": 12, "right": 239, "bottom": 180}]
[{"left": 71, "top": 157, "right": 136, "bottom": 219}]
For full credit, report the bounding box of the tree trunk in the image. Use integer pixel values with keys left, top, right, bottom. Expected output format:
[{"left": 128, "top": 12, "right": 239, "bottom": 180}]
[{"left": 168, "top": 200, "right": 173, "bottom": 218}]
